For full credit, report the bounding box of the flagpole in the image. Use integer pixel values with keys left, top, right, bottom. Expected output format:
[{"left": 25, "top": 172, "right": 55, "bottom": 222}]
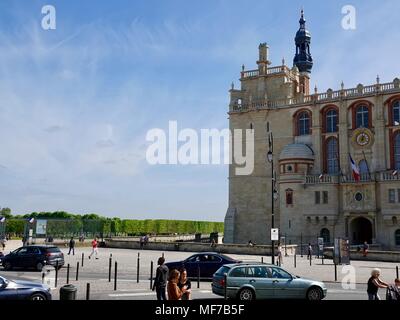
[{"left": 362, "top": 151, "right": 372, "bottom": 181}]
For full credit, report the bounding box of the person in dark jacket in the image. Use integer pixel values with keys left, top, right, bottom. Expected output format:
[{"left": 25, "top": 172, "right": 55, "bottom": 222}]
[
  {"left": 152, "top": 257, "right": 169, "bottom": 300},
  {"left": 68, "top": 237, "right": 75, "bottom": 255},
  {"left": 367, "top": 268, "right": 388, "bottom": 300}
]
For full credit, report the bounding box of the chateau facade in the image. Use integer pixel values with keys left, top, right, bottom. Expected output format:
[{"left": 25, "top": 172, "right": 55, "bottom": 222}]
[{"left": 224, "top": 11, "right": 400, "bottom": 249}]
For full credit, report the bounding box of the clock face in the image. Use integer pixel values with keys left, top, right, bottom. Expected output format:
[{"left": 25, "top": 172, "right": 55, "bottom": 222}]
[{"left": 356, "top": 132, "right": 370, "bottom": 146}]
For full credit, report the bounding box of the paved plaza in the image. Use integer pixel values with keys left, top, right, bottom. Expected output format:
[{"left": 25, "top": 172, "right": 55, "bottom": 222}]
[{"left": 1, "top": 240, "right": 399, "bottom": 300}]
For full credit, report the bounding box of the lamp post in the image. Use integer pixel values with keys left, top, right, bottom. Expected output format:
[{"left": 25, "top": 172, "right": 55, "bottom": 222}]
[{"left": 267, "top": 131, "right": 276, "bottom": 265}]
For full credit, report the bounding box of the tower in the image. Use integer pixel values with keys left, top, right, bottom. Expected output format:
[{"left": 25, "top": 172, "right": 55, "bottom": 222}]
[{"left": 293, "top": 9, "right": 313, "bottom": 94}]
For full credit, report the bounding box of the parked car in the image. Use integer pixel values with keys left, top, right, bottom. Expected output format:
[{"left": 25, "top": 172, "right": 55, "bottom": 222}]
[
  {"left": 0, "top": 275, "right": 52, "bottom": 300},
  {"left": 165, "top": 252, "right": 241, "bottom": 278},
  {"left": 2, "top": 245, "right": 64, "bottom": 271},
  {"left": 212, "top": 263, "right": 327, "bottom": 300},
  {"left": 0, "top": 252, "right": 3, "bottom": 264}
]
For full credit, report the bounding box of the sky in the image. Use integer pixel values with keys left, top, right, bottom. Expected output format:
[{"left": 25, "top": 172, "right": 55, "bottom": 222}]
[{"left": 0, "top": 0, "right": 399, "bottom": 221}]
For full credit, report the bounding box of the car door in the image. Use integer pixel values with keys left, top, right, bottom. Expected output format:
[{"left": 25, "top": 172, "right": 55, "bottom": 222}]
[
  {"left": 228, "top": 266, "right": 248, "bottom": 293},
  {"left": 183, "top": 255, "right": 199, "bottom": 277},
  {"left": 269, "top": 267, "right": 297, "bottom": 298},
  {"left": 205, "top": 254, "right": 223, "bottom": 278},
  {"left": 13, "top": 247, "right": 29, "bottom": 268},
  {"left": 246, "top": 266, "right": 275, "bottom": 299}
]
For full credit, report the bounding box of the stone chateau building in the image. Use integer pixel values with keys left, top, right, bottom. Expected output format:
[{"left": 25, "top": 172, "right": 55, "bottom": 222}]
[{"left": 224, "top": 11, "right": 400, "bottom": 249}]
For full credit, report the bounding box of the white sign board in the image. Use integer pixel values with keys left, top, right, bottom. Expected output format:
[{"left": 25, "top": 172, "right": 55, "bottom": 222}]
[
  {"left": 271, "top": 228, "right": 279, "bottom": 241},
  {"left": 36, "top": 220, "right": 47, "bottom": 235}
]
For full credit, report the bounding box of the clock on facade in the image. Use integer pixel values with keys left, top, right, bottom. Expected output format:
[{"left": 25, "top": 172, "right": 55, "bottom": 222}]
[
  {"left": 352, "top": 128, "right": 374, "bottom": 148},
  {"left": 356, "top": 132, "right": 370, "bottom": 146}
]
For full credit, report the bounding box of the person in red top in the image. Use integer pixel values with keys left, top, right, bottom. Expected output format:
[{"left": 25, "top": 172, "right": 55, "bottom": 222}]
[{"left": 89, "top": 237, "right": 99, "bottom": 260}]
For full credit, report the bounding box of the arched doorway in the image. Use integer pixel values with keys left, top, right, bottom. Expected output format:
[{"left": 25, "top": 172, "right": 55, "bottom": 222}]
[
  {"left": 350, "top": 217, "right": 373, "bottom": 244},
  {"left": 320, "top": 228, "right": 330, "bottom": 244}
]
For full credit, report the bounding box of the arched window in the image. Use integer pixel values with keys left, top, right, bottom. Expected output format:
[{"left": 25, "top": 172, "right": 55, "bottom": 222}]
[
  {"left": 249, "top": 123, "right": 253, "bottom": 130},
  {"left": 395, "top": 133, "right": 400, "bottom": 170},
  {"left": 359, "top": 160, "right": 369, "bottom": 174},
  {"left": 356, "top": 105, "right": 369, "bottom": 128},
  {"left": 395, "top": 229, "right": 400, "bottom": 246},
  {"left": 298, "top": 111, "right": 310, "bottom": 136},
  {"left": 326, "top": 109, "right": 338, "bottom": 133},
  {"left": 326, "top": 138, "right": 339, "bottom": 174},
  {"left": 320, "top": 228, "right": 330, "bottom": 243},
  {"left": 393, "top": 101, "right": 400, "bottom": 126}
]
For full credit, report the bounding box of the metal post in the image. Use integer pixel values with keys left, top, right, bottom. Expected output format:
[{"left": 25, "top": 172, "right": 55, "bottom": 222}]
[
  {"left": 197, "top": 266, "right": 200, "bottom": 289},
  {"left": 55, "top": 260, "right": 59, "bottom": 287},
  {"left": 76, "top": 261, "right": 79, "bottom": 281},
  {"left": 108, "top": 255, "right": 112, "bottom": 282},
  {"left": 137, "top": 252, "right": 140, "bottom": 283},
  {"left": 42, "top": 272, "right": 45, "bottom": 284},
  {"left": 334, "top": 263, "right": 337, "bottom": 282},
  {"left": 309, "top": 252, "right": 312, "bottom": 266},
  {"left": 162, "top": 252, "right": 164, "bottom": 258},
  {"left": 322, "top": 252, "right": 324, "bottom": 265},
  {"left": 300, "top": 233, "right": 303, "bottom": 257},
  {"left": 294, "top": 252, "right": 296, "bottom": 268},
  {"left": 114, "top": 261, "right": 118, "bottom": 291},
  {"left": 86, "top": 283, "right": 90, "bottom": 300},
  {"left": 81, "top": 253, "right": 84, "bottom": 267},
  {"left": 224, "top": 273, "right": 227, "bottom": 300},
  {"left": 284, "top": 233, "right": 288, "bottom": 257},
  {"left": 150, "top": 261, "right": 154, "bottom": 290},
  {"left": 261, "top": 257, "right": 264, "bottom": 263},
  {"left": 66, "top": 264, "right": 70, "bottom": 284},
  {"left": 396, "top": 266, "right": 399, "bottom": 279}
]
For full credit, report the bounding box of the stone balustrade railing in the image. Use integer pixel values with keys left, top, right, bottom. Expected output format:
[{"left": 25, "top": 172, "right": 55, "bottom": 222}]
[
  {"left": 230, "top": 79, "right": 400, "bottom": 112},
  {"left": 304, "top": 171, "right": 400, "bottom": 185}
]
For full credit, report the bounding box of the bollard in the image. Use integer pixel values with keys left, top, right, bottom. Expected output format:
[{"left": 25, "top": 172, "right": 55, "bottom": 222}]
[
  {"left": 197, "top": 266, "right": 200, "bottom": 289},
  {"left": 55, "top": 260, "right": 59, "bottom": 288},
  {"left": 224, "top": 273, "right": 227, "bottom": 300},
  {"left": 162, "top": 252, "right": 164, "bottom": 258},
  {"left": 42, "top": 272, "right": 45, "bottom": 284},
  {"left": 397, "top": 266, "right": 399, "bottom": 279},
  {"left": 150, "top": 261, "right": 154, "bottom": 290},
  {"left": 76, "top": 261, "right": 79, "bottom": 281},
  {"left": 108, "top": 256, "right": 112, "bottom": 282},
  {"left": 66, "top": 264, "right": 70, "bottom": 284},
  {"left": 137, "top": 252, "right": 140, "bottom": 283},
  {"left": 300, "top": 233, "right": 303, "bottom": 257},
  {"left": 334, "top": 263, "right": 337, "bottom": 282},
  {"left": 261, "top": 257, "right": 264, "bottom": 263},
  {"left": 82, "top": 253, "right": 84, "bottom": 268},
  {"left": 322, "top": 253, "right": 324, "bottom": 265},
  {"left": 309, "top": 254, "right": 312, "bottom": 266},
  {"left": 86, "top": 283, "right": 90, "bottom": 300},
  {"left": 294, "top": 253, "right": 297, "bottom": 268},
  {"left": 114, "top": 261, "right": 118, "bottom": 291}
]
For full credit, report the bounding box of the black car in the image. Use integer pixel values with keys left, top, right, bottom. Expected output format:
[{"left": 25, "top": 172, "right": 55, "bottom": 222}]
[
  {"left": 2, "top": 245, "right": 64, "bottom": 271},
  {"left": 0, "top": 275, "right": 52, "bottom": 300},
  {"left": 165, "top": 252, "right": 241, "bottom": 278}
]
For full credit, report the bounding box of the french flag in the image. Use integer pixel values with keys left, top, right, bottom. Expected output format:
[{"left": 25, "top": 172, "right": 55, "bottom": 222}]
[{"left": 349, "top": 154, "right": 360, "bottom": 182}]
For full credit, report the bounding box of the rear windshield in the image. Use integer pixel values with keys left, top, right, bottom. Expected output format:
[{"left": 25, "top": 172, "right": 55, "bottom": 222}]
[
  {"left": 45, "top": 247, "right": 61, "bottom": 253},
  {"left": 215, "top": 266, "right": 230, "bottom": 276}
]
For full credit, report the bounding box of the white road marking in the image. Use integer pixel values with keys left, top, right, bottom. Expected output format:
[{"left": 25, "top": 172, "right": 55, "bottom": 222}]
[{"left": 108, "top": 292, "right": 155, "bottom": 297}]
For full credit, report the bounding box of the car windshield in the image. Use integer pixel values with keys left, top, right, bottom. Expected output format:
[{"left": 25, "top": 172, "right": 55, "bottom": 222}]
[{"left": 218, "top": 254, "right": 235, "bottom": 261}]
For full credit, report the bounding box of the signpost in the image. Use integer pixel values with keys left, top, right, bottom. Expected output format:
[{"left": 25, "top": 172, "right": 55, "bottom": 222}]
[
  {"left": 271, "top": 228, "right": 279, "bottom": 241},
  {"left": 334, "top": 238, "right": 350, "bottom": 265},
  {"left": 36, "top": 220, "right": 47, "bottom": 236}
]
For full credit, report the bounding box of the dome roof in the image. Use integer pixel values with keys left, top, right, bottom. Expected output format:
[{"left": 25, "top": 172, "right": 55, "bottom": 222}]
[{"left": 279, "top": 143, "right": 314, "bottom": 161}]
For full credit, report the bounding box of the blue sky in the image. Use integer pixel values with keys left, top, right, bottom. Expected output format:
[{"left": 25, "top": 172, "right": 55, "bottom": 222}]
[{"left": 0, "top": 0, "right": 399, "bottom": 221}]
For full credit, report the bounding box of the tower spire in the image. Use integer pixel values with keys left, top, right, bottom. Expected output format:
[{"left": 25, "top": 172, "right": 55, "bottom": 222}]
[{"left": 293, "top": 9, "right": 313, "bottom": 74}]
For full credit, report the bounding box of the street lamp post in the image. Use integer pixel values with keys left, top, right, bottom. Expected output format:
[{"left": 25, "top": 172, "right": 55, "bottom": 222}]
[{"left": 267, "top": 131, "right": 276, "bottom": 265}]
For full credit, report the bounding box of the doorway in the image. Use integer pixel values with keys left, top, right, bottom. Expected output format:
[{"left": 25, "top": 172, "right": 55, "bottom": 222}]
[{"left": 350, "top": 217, "right": 373, "bottom": 244}]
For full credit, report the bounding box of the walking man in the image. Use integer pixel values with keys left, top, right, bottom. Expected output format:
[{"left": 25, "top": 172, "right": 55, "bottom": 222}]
[
  {"left": 88, "top": 237, "right": 99, "bottom": 259},
  {"left": 68, "top": 237, "right": 75, "bottom": 255},
  {"left": 307, "top": 243, "right": 313, "bottom": 260},
  {"left": 152, "top": 256, "right": 169, "bottom": 300}
]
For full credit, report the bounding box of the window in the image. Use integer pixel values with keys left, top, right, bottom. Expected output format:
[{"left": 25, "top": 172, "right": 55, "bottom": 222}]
[
  {"left": 298, "top": 111, "right": 310, "bottom": 135},
  {"left": 359, "top": 160, "right": 369, "bottom": 174},
  {"left": 326, "top": 138, "right": 339, "bottom": 174},
  {"left": 247, "top": 267, "right": 269, "bottom": 278},
  {"left": 270, "top": 267, "right": 292, "bottom": 279},
  {"left": 393, "top": 101, "right": 400, "bottom": 126},
  {"left": 395, "top": 230, "right": 400, "bottom": 246},
  {"left": 230, "top": 267, "right": 246, "bottom": 277},
  {"left": 355, "top": 192, "right": 363, "bottom": 202},
  {"left": 315, "top": 191, "right": 320, "bottom": 204},
  {"left": 250, "top": 123, "right": 253, "bottom": 130},
  {"left": 323, "top": 191, "right": 328, "bottom": 204},
  {"left": 326, "top": 109, "right": 338, "bottom": 133},
  {"left": 389, "top": 189, "right": 396, "bottom": 203},
  {"left": 320, "top": 228, "right": 330, "bottom": 243},
  {"left": 395, "top": 133, "right": 400, "bottom": 170},
  {"left": 356, "top": 105, "right": 369, "bottom": 128},
  {"left": 286, "top": 189, "right": 293, "bottom": 206}
]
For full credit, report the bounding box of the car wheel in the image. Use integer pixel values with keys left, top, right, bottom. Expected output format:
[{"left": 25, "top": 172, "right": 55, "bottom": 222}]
[
  {"left": 3, "top": 262, "right": 12, "bottom": 271},
  {"left": 238, "top": 288, "right": 255, "bottom": 301},
  {"left": 36, "top": 262, "right": 44, "bottom": 272},
  {"left": 306, "top": 286, "right": 323, "bottom": 301},
  {"left": 30, "top": 293, "right": 47, "bottom": 301}
]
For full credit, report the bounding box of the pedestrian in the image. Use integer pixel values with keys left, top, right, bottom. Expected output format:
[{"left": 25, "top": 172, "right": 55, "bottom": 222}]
[
  {"left": 248, "top": 240, "right": 254, "bottom": 247},
  {"left": 307, "top": 243, "right": 313, "bottom": 260},
  {"left": 68, "top": 237, "right": 75, "bottom": 255},
  {"left": 88, "top": 237, "right": 99, "bottom": 259},
  {"left": 139, "top": 236, "right": 145, "bottom": 249},
  {"left": 277, "top": 242, "right": 283, "bottom": 265},
  {"left": 178, "top": 268, "right": 192, "bottom": 300},
  {"left": 367, "top": 268, "right": 388, "bottom": 300},
  {"left": 362, "top": 241, "right": 369, "bottom": 257},
  {"left": 167, "top": 269, "right": 186, "bottom": 300},
  {"left": 386, "top": 279, "right": 400, "bottom": 301},
  {"left": 0, "top": 237, "right": 6, "bottom": 251},
  {"left": 152, "top": 257, "right": 169, "bottom": 301}
]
